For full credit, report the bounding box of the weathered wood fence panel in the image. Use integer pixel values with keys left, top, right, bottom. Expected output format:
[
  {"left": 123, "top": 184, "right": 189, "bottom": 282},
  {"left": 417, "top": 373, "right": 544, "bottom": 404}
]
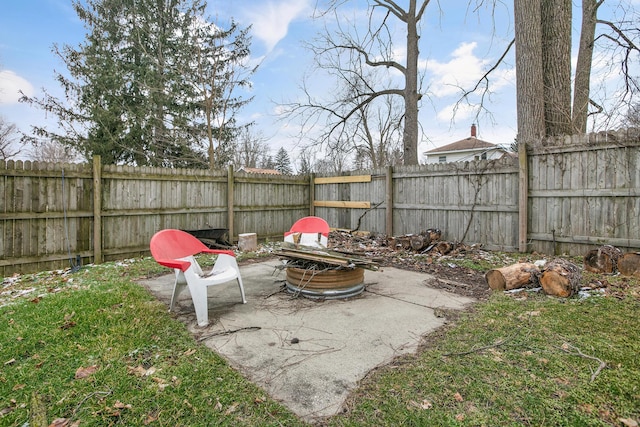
[
  {"left": 2, "top": 129, "right": 640, "bottom": 277},
  {"left": 527, "top": 131, "right": 640, "bottom": 255},
  {"left": 312, "top": 170, "right": 386, "bottom": 233},
  {"left": 0, "top": 161, "right": 94, "bottom": 273},
  {"left": 233, "top": 171, "right": 309, "bottom": 241},
  {"left": 390, "top": 159, "right": 520, "bottom": 251},
  {"left": 99, "top": 164, "right": 231, "bottom": 261}
]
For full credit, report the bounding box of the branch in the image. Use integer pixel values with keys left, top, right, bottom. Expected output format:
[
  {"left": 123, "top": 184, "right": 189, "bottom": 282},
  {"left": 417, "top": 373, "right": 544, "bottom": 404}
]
[
  {"left": 350, "top": 200, "right": 384, "bottom": 232},
  {"left": 597, "top": 19, "right": 640, "bottom": 52},
  {"left": 443, "top": 338, "right": 510, "bottom": 356},
  {"left": 197, "top": 326, "right": 262, "bottom": 342},
  {"left": 372, "top": 0, "right": 406, "bottom": 21},
  {"left": 460, "top": 38, "right": 515, "bottom": 99},
  {"left": 331, "top": 43, "right": 406, "bottom": 74},
  {"left": 558, "top": 343, "right": 607, "bottom": 383}
]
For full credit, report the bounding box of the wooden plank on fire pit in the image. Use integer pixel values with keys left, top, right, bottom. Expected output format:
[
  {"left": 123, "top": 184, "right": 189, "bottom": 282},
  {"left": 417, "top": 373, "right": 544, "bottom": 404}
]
[{"left": 278, "top": 244, "right": 379, "bottom": 271}]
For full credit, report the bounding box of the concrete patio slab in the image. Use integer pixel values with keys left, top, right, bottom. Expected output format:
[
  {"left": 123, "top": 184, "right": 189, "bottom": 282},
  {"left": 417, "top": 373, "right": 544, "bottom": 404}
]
[{"left": 138, "top": 260, "right": 475, "bottom": 423}]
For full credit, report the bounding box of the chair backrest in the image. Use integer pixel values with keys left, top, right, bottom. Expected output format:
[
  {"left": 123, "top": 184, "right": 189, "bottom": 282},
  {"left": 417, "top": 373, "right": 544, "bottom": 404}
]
[
  {"left": 287, "top": 216, "right": 330, "bottom": 236},
  {"left": 150, "top": 229, "right": 208, "bottom": 261}
]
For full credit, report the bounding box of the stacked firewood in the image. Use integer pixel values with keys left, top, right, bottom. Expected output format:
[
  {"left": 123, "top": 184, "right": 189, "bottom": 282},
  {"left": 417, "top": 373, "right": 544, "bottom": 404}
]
[{"left": 386, "top": 229, "right": 457, "bottom": 254}]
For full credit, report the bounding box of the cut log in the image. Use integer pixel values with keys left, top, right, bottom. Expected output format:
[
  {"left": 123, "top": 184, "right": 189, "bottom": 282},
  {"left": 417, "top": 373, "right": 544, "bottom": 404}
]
[
  {"left": 434, "top": 241, "right": 454, "bottom": 255},
  {"left": 618, "top": 252, "right": 640, "bottom": 278},
  {"left": 398, "top": 236, "right": 412, "bottom": 250},
  {"left": 423, "top": 228, "right": 441, "bottom": 242},
  {"left": 410, "top": 235, "right": 427, "bottom": 251},
  {"left": 540, "top": 259, "right": 581, "bottom": 297},
  {"left": 583, "top": 245, "right": 622, "bottom": 273},
  {"left": 485, "top": 262, "right": 538, "bottom": 291}
]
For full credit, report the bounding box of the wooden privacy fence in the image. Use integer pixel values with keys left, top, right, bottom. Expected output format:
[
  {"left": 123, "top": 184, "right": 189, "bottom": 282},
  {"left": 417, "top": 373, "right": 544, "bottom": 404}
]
[
  {"left": 525, "top": 130, "right": 640, "bottom": 255},
  {"left": 0, "top": 157, "right": 309, "bottom": 276},
  {"left": 1, "top": 129, "right": 639, "bottom": 276}
]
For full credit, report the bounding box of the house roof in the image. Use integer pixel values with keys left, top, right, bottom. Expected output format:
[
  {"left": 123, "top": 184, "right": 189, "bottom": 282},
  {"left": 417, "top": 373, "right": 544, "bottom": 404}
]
[
  {"left": 237, "top": 167, "right": 282, "bottom": 175},
  {"left": 424, "top": 137, "right": 498, "bottom": 154}
]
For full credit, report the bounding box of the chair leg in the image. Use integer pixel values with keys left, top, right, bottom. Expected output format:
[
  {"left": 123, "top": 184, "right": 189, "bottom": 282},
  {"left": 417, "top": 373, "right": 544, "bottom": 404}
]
[
  {"left": 169, "top": 271, "right": 188, "bottom": 311},
  {"left": 189, "top": 284, "right": 210, "bottom": 327},
  {"left": 237, "top": 276, "right": 247, "bottom": 304}
]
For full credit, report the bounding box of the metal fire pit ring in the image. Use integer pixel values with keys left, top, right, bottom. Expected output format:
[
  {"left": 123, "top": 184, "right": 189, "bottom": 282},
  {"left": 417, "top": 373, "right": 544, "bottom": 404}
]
[{"left": 285, "top": 266, "right": 365, "bottom": 299}]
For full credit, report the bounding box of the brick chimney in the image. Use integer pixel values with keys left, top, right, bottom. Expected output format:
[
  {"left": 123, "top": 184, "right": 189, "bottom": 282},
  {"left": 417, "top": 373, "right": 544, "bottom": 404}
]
[{"left": 471, "top": 123, "right": 477, "bottom": 138}]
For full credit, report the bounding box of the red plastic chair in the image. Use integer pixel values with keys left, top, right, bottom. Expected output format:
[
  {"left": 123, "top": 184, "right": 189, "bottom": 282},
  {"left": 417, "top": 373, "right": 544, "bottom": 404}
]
[
  {"left": 284, "top": 216, "right": 330, "bottom": 247},
  {"left": 150, "top": 229, "right": 246, "bottom": 326}
]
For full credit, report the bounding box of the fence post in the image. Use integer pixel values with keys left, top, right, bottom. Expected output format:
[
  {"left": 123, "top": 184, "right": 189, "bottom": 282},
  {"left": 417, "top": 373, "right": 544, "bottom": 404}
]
[
  {"left": 227, "top": 164, "right": 235, "bottom": 243},
  {"left": 93, "top": 155, "right": 103, "bottom": 264},
  {"left": 386, "top": 166, "right": 393, "bottom": 237},
  {"left": 309, "top": 173, "right": 315, "bottom": 216},
  {"left": 518, "top": 142, "right": 528, "bottom": 252}
]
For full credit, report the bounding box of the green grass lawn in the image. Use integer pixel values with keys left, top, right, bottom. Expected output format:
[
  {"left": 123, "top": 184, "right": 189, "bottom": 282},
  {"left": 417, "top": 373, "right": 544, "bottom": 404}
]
[{"left": 1, "top": 255, "right": 639, "bottom": 426}]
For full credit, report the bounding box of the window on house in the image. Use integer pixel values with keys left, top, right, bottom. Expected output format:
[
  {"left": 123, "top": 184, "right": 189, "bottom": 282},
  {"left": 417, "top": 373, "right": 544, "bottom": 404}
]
[
  {"left": 438, "top": 156, "right": 446, "bottom": 163},
  {"left": 481, "top": 152, "right": 487, "bottom": 160}
]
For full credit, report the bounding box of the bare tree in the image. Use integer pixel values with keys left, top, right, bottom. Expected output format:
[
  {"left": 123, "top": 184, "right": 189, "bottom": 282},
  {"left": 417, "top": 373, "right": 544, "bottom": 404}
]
[
  {"left": 464, "top": 0, "right": 638, "bottom": 142},
  {"left": 514, "top": 0, "right": 545, "bottom": 142},
  {"left": 191, "top": 20, "right": 256, "bottom": 169},
  {"left": 283, "top": 0, "right": 429, "bottom": 166},
  {"left": 542, "top": 0, "right": 572, "bottom": 136},
  {"left": 0, "top": 117, "right": 23, "bottom": 160},
  {"left": 232, "top": 127, "right": 270, "bottom": 168},
  {"left": 623, "top": 102, "right": 640, "bottom": 127},
  {"left": 29, "top": 139, "right": 80, "bottom": 163},
  {"left": 572, "top": 0, "right": 601, "bottom": 133}
]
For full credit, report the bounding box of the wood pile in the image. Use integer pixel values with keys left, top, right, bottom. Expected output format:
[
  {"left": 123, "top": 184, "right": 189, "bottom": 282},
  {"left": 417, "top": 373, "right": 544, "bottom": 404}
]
[
  {"left": 276, "top": 242, "right": 379, "bottom": 271},
  {"left": 485, "top": 258, "right": 581, "bottom": 297},
  {"left": 486, "top": 244, "right": 640, "bottom": 298},
  {"left": 583, "top": 245, "right": 639, "bottom": 277}
]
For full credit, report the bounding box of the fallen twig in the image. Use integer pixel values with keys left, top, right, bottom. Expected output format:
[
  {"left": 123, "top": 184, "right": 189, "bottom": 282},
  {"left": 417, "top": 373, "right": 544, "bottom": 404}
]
[
  {"left": 74, "top": 389, "right": 112, "bottom": 414},
  {"left": 558, "top": 343, "right": 607, "bottom": 382},
  {"left": 197, "top": 326, "right": 262, "bottom": 342},
  {"left": 443, "top": 338, "right": 510, "bottom": 356}
]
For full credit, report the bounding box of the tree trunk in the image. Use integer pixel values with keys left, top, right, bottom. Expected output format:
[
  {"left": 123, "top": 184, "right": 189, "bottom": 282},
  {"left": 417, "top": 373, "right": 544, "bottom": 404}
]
[
  {"left": 403, "top": 0, "right": 420, "bottom": 165},
  {"left": 583, "top": 245, "right": 622, "bottom": 274},
  {"left": 540, "top": 259, "right": 581, "bottom": 297},
  {"left": 618, "top": 252, "right": 640, "bottom": 278},
  {"left": 541, "top": 0, "right": 572, "bottom": 136},
  {"left": 485, "top": 262, "right": 539, "bottom": 291},
  {"left": 514, "top": 0, "right": 545, "bottom": 144},
  {"left": 572, "top": 0, "right": 599, "bottom": 133}
]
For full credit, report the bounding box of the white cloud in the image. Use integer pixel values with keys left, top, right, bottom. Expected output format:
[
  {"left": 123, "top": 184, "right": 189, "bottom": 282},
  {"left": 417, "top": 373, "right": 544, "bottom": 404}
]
[
  {"left": 425, "top": 42, "right": 490, "bottom": 98},
  {"left": 245, "top": 0, "right": 310, "bottom": 52},
  {"left": 0, "top": 70, "right": 34, "bottom": 105},
  {"left": 436, "top": 101, "right": 476, "bottom": 123}
]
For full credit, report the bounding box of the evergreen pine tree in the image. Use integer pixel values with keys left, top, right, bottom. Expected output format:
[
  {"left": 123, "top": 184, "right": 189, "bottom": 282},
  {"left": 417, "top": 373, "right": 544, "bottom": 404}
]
[
  {"left": 274, "top": 147, "right": 293, "bottom": 174},
  {"left": 21, "top": 0, "right": 253, "bottom": 168}
]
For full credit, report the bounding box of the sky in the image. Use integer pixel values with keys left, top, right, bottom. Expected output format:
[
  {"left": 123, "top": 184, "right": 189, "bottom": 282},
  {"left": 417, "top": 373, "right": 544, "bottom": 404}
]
[{"left": 0, "top": 0, "right": 633, "bottom": 167}]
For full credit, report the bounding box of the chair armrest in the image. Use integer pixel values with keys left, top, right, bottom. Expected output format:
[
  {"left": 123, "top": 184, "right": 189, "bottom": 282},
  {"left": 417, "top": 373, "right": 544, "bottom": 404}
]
[
  {"left": 156, "top": 258, "right": 191, "bottom": 271},
  {"left": 201, "top": 249, "right": 236, "bottom": 258}
]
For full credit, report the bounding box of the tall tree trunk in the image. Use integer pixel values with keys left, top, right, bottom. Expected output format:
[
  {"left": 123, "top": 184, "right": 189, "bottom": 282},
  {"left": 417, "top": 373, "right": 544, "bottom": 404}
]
[
  {"left": 514, "top": 0, "right": 545, "bottom": 144},
  {"left": 572, "top": 0, "right": 599, "bottom": 133},
  {"left": 542, "top": 0, "right": 573, "bottom": 136},
  {"left": 403, "top": 0, "right": 420, "bottom": 165}
]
